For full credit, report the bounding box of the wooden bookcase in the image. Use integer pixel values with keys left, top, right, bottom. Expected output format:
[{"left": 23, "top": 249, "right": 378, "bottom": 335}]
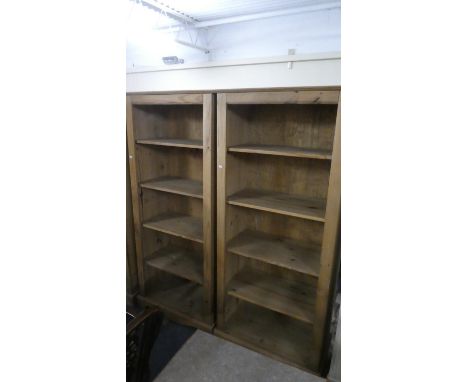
[
  {"left": 126, "top": 94, "right": 216, "bottom": 331},
  {"left": 126, "top": 138, "right": 138, "bottom": 304},
  {"left": 215, "top": 90, "right": 341, "bottom": 372}
]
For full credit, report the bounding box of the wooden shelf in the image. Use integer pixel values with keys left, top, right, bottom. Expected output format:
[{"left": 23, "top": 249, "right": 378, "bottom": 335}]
[
  {"left": 227, "top": 268, "right": 316, "bottom": 324},
  {"left": 136, "top": 138, "right": 203, "bottom": 149},
  {"left": 228, "top": 189, "right": 326, "bottom": 222},
  {"left": 227, "top": 230, "right": 321, "bottom": 277},
  {"left": 221, "top": 302, "right": 313, "bottom": 370},
  {"left": 228, "top": 144, "right": 332, "bottom": 160},
  {"left": 141, "top": 177, "right": 203, "bottom": 199},
  {"left": 144, "top": 279, "right": 206, "bottom": 323},
  {"left": 146, "top": 246, "right": 203, "bottom": 284},
  {"left": 143, "top": 214, "right": 203, "bottom": 243}
]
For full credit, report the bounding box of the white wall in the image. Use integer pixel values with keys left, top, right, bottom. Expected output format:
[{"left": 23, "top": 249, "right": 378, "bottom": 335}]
[
  {"left": 126, "top": 56, "right": 340, "bottom": 92},
  {"left": 126, "top": 7, "right": 340, "bottom": 70},
  {"left": 205, "top": 9, "right": 340, "bottom": 62},
  {"left": 126, "top": 5, "right": 341, "bottom": 92}
]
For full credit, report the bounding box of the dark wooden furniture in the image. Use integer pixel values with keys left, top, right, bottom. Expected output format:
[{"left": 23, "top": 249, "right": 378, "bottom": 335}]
[{"left": 127, "top": 308, "right": 164, "bottom": 382}]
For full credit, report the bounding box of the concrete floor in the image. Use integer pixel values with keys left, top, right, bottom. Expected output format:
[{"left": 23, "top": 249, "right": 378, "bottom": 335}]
[{"left": 153, "top": 330, "right": 325, "bottom": 382}]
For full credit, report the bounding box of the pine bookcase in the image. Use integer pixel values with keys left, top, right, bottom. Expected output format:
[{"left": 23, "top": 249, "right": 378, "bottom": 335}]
[
  {"left": 127, "top": 137, "right": 139, "bottom": 305},
  {"left": 126, "top": 93, "right": 216, "bottom": 331},
  {"left": 214, "top": 90, "right": 341, "bottom": 372}
]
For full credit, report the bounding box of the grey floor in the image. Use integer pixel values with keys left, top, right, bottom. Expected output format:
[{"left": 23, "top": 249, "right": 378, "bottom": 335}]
[{"left": 153, "top": 330, "right": 325, "bottom": 382}]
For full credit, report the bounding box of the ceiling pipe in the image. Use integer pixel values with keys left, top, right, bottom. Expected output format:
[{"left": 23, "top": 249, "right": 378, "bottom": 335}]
[{"left": 156, "top": 2, "right": 341, "bottom": 31}]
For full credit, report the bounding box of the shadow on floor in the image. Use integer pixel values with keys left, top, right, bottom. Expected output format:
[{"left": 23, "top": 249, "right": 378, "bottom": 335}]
[
  {"left": 147, "top": 319, "right": 196, "bottom": 381},
  {"left": 127, "top": 305, "right": 196, "bottom": 382}
]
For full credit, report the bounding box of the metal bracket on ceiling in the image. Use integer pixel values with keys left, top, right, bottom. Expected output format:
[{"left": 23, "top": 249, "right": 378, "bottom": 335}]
[
  {"left": 131, "top": 0, "right": 210, "bottom": 54},
  {"left": 135, "top": 0, "right": 198, "bottom": 24},
  {"left": 174, "top": 39, "right": 210, "bottom": 54}
]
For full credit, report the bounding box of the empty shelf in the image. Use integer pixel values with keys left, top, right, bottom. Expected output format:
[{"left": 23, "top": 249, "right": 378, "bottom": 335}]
[
  {"left": 141, "top": 177, "right": 203, "bottom": 199},
  {"left": 221, "top": 302, "right": 314, "bottom": 370},
  {"left": 228, "top": 230, "right": 321, "bottom": 276},
  {"left": 144, "top": 279, "right": 205, "bottom": 322},
  {"left": 143, "top": 214, "right": 203, "bottom": 243},
  {"left": 228, "top": 189, "right": 326, "bottom": 222},
  {"left": 227, "top": 268, "right": 316, "bottom": 324},
  {"left": 228, "top": 144, "right": 332, "bottom": 160},
  {"left": 146, "top": 246, "right": 203, "bottom": 284},
  {"left": 136, "top": 138, "right": 203, "bottom": 149}
]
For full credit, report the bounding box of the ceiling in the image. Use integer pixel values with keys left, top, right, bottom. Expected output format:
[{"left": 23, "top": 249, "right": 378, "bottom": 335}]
[
  {"left": 157, "top": 0, "right": 336, "bottom": 22},
  {"left": 130, "top": 0, "right": 340, "bottom": 29}
]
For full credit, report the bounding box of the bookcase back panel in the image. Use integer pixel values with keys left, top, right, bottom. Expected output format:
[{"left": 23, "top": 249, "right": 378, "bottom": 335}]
[
  {"left": 227, "top": 104, "right": 337, "bottom": 151},
  {"left": 221, "top": 299, "right": 314, "bottom": 369},
  {"left": 145, "top": 267, "right": 178, "bottom": 290},
  {"left": 141, "top": 230, "right": 203, "bottom": 261},
  {"left": 137, "top": 146, "right": 203, "bottom": 183},
  {"left": 225, "top": 205, "right": 324, "bottom": 245},
  {"left": 232, "top": 256, "right": 317, "bottom": 286},
  {"left": 141, "top": 190, "right": 203, "bottom": 221},
  {"left": 133, "top": 105, "right": 203, "bottom": 141},
  {"left": 144, "top": 267, "right": 206, "bottom": 320},
  {"left": 226, "top": 153, "right": 331, "bottom": 199},
  {"left": 223, "top": 295, "right": 241, "bottom": 323}
]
